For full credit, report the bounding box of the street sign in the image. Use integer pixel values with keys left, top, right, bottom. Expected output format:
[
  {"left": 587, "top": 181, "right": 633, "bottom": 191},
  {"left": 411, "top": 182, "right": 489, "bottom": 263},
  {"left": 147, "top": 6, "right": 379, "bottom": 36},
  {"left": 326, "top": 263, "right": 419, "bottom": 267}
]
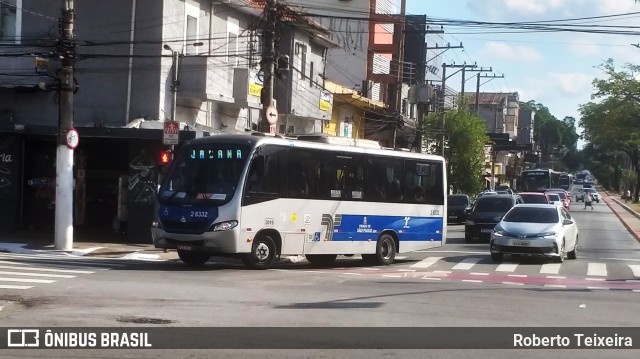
[
  {"left": 163, "top": 120, "right": 179, "bottom": 145},
  {"left": 265, "top": 105, "right": 278, "bottom": 124}
]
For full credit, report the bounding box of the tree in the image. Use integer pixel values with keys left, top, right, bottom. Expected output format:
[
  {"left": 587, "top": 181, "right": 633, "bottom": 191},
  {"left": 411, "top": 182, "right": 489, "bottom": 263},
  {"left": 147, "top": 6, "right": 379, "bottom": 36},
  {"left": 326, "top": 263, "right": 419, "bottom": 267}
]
[
  {"left": 423, "top": 100, "right": 488, "bottom": 196},
  {"left": 580, "top": 59, "right": 640, "bottom": 202}
]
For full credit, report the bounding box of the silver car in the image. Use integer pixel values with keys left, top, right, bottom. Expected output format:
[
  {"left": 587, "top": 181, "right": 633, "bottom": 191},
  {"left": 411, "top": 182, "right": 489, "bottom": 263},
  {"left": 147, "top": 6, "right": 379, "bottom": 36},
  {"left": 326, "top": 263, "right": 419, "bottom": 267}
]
[{"left": 489, "top": 204, "right": 578, "bottom": 263}]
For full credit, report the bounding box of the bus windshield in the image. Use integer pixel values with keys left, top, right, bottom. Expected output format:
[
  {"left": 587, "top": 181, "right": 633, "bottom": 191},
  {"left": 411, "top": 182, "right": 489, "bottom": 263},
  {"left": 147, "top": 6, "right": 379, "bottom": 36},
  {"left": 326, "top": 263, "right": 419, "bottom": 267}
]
[
  {"left": 158, "top": 144, "right": 251, "bottom": 206},
  {"left": 521, "top": 172, "right": 550, "bottom": 192}
]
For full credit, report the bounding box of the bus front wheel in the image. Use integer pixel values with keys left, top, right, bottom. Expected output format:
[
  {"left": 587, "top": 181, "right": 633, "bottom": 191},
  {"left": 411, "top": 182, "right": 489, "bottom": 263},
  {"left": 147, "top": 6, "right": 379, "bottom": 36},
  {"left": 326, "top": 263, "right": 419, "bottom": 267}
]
[
  {"left": 362, "top": 234, "right": 396, "bottom": 266},
  {"left": 177, "top": 250, "right": 210, "bottom": 267},
  {"left": 242, "top": 235, "right": 277, "bottom": 270}
]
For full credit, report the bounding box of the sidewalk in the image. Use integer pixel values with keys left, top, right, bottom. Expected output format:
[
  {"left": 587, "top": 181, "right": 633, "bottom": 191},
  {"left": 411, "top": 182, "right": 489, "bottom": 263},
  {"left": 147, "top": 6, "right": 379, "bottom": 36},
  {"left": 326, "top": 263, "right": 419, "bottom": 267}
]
[
  {"left": 601, "top": 190, "right": 640, "bottom": 243},
  {"left": 0, "top": 230, "right": 178, "bottom": 261}
]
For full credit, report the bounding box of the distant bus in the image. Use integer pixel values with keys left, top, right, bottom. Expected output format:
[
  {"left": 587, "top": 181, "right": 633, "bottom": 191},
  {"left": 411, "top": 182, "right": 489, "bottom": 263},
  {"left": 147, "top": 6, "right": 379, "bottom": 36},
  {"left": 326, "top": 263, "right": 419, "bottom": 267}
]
[
  {"left": 152, "top": 134, "right": 447, "bottom": 269},
  {"left": 558, "top": 173, "right": 573, "bottom": 191},
  {"left": 520, "top": 169, "right": 561, "bottom": 192}
]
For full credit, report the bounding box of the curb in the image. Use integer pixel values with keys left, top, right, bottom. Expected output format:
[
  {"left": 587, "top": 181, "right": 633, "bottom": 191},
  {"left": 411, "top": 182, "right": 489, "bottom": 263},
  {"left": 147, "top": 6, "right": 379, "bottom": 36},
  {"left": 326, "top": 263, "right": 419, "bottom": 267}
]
[{"left": 602, "top": 192, "right": 640, "bottom": 244}]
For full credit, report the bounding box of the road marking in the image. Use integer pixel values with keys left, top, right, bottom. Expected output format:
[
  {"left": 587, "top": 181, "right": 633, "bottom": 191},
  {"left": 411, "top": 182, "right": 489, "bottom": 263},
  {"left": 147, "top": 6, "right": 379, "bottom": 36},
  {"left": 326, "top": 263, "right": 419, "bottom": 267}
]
[
  {"left": 585, "top": 278, "right": 605, "bottom": 281},
  {"left": 587, "top": 287, "right": 609, "bottom": 290},
  {"left": 0, "top": 284, "right": 33, "bottom": 289},
  {"left": 629, "top": 265, "right": 640, "bottom": 278},
  {"left": 397, "top": 269, "right": 416, "bottom": 272},
  {"left": 395, "top": 256, "right": 407, "bottom": 260},
  {"left": 546, "top": 275, "right": 566, "bottom": 279},
  {"left": 540, "top": 263, "right": 561, "bottom": 274},
  {"left": 422, "top": 277, "right": 441, "bottom": 281},
  {"left": 434, "top": 270, "right": 451, "bottom": 274},
  {"left": 503, "top": 282, "right": 524, "bottom": 286},
  {"left": 360, "top": 268, "right": 380, "bottom": 271},
  {"left": 495, "top": 263, "right": 518, "bottom": 272},
  {"left": 508, "top": 274, "right": 527, "bottom": 278},
  {"left": 587, "top": 263, "right": 607, "bottom": 277},
  {"left": 451, "top": 258, "right": 481, "bottom": 270},
  {"left": 0, "top": 271, "right": 75, "bottom": 279},
  {"left": 342, "top": 273, "right": 363, "bottom": 276},
  {"left": 0, "top": 265, "right": 94, "bottom": 274},
  {"left": 0, "top": 277, "right": 56, "bottom": 284},
  {"left": 382, "top": 274, "right": 402, "bottom": 278},
  {"left": 544, "top": 284, "right": 566, "bottom": 288},
  {"left": 414, "top": 250, "right": 487, "bottom": 255},
  {"left": 303, "top": 270, "right": 325, "bottom": 273},
  {"left": 462, "top": 280, "right": 483, "bottom": 283},
  {"left": 470, "top": 272, "right": 489, "bottom": 276},
  {"left": 410, "top": 257, "right": 442, "bottom": 269},
  {"left": 0, "top": 254, "right": 126, "bottom": 267}
]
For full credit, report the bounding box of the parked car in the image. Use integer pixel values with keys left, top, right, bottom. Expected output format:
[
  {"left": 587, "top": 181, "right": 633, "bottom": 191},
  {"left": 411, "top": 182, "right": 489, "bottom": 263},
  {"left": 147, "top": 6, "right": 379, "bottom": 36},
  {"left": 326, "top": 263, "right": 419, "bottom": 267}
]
[
  {"left": 490, "top": 204, "right": 578, "bottom": 263},
  {"left": 447, "top": 194, "right": 471, "bottom": 224},
  {"left": 576, "top": 188, "right": 600, "bottom": 203},
  {"left": 518, "top": 192, "right": 550, "bottom": 204},
  {"left": 465, "top": 194, "right": 523, "bottom": 243}
]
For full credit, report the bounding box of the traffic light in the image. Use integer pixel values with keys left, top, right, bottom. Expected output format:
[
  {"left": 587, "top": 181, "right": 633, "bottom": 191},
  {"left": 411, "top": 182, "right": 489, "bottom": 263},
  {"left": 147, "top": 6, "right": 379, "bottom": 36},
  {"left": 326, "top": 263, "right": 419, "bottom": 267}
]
[
  {"left": 620, "top": 167, "right": 625, "bottom": 173},
  {"left": 159, "top": 150, "right": 172, "bottom": 165}
]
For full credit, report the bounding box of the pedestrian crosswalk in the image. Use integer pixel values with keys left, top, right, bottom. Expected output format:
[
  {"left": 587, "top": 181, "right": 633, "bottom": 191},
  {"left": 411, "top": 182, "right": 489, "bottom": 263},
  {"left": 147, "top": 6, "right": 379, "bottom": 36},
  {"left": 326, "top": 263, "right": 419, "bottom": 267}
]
[
  {"left": 0, "top": 252, "right": 126, "bottom": 290},
  {"left": 403, "top": 256, "right": 640, "bottom": 280}
]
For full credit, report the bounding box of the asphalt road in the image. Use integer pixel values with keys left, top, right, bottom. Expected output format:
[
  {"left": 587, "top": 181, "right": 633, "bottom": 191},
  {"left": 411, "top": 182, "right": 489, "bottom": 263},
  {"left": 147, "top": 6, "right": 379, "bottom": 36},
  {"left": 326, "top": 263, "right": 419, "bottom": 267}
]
[{"left": 1, "top": 200, "right": 639, "bottom": 358}]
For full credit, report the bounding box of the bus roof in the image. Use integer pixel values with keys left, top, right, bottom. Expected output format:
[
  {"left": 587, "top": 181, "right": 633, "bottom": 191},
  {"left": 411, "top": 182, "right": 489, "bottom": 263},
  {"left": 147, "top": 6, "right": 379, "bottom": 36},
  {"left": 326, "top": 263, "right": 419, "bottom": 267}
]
[{"left": 182, "top": 134, "right": 446, "bottom": 162}]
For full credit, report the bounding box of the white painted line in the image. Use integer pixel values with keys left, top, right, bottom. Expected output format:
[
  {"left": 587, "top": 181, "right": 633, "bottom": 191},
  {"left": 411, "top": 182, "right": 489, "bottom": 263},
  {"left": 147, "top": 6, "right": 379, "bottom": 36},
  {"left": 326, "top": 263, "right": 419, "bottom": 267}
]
[
  {"left": 397, "top": 269, "right": 416, "bottom": 272},
  {"left": 496, "top": 263, "right": 518, "bottom": 272},
  {"left": 0, "top": 260, "right": 30, "bottom": 266},
  {"left": 395, "top": 256, "right": 407, "bottom": 260},
  {"left": 422, "top": 277, "right": 441, "bottom": 281},
  {"left": 0, "top": 265, "right": 94, "bottom": 274},
  {"left": 0, "top": 284, "right": 33, "bottom": 289},
  {"left": 587, "top": 263, "right": 607, "bottom": 277},
  {"left": 587, "top": 287, "right": 609, "bottom": 290},
  {"left": 544, "top": 284, "right": 567, "bottom": 288},
  {"left": 0, "top": 271, "right": 75, "bottom": 279},
  {"left": 410, "top": 257, "right": 443, "bottom": 269},
  {"left": 625, "top": 279, "right": 640, "bottom": 283},
  {"left": 451, "top": 257, "right": 481, "bottom": 271},
  {"left": 69, "top": 247, "right": 105, "bottom": 256},
  {"left": 0, "top": 255, "right": 124, "bottom": 268},
  {"left": 540, "top": 263, "right": 561, "bottom": 274},
  {"left": 462, "top": 280, "right": 483, "bottom": 283},
  {"left": 0, "top": 306, "right": 3, "bottom": 311},
  {"left": 360, "top": 268, "right": 380, "bottom": 271},
  {"left": 633, "top": 290, "right": 640, "bottom": 293},
  {"left": 503, "top": 282, "right": 524, "bottom": 286},
  {"left": 629, "top": 265, "right": 640, "bottom": 278},
  {"left": 585, "top": 278, "right": 605, "bottom": 281},
  {"left": 470, "top": 272, "right": 490, "bottom": 276},
  {"left": 546, "top": 275, "right": 566, "bottom": 279},
  {"left": 342, "top": 273, "right": 363, "bottom": 276},
  {"left": 434, "top": 270, "right": 451, "bottom": 274},
  {"left": 382, "top": 274, "right": 402, "bottom": 278},
  {"left": 508, "top": 274, "right": 527, "bottom": 278},
  {"left": 0, "top": 277, "right": 56, "bottom": 284},
  {"left": 303, "top": 270, "right": 325, "bottom": 273},
  {"left": 414, "top": 250, "right": 487, "bottom": 255}
]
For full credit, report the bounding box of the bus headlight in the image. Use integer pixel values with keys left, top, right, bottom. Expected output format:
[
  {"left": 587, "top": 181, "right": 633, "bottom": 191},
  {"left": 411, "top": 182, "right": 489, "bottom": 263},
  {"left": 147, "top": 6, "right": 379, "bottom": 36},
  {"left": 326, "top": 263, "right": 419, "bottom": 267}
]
[
  {"left": 211, "top": 220, "right": 238, "bottom": 231},
  {"left": 151, "top": 220, "right": 163, "bottom": 229}
]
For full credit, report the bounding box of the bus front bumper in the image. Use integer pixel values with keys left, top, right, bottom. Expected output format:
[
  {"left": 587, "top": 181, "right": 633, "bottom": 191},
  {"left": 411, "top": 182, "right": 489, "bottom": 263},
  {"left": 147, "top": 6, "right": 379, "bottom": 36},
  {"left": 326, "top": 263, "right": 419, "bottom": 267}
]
[{"left": 151, "top": 227, "right": 239, "bottom": 254}]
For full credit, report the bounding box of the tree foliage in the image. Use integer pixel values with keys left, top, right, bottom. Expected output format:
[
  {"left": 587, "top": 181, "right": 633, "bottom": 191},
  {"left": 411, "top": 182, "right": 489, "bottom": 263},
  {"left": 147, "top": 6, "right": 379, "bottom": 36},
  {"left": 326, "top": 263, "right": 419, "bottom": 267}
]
[
  {"left": 423, "top": 101, "right": 488, "bottom": 196},
  {"left": 579, "top": 59, "right": 640, "bottom": 201}
]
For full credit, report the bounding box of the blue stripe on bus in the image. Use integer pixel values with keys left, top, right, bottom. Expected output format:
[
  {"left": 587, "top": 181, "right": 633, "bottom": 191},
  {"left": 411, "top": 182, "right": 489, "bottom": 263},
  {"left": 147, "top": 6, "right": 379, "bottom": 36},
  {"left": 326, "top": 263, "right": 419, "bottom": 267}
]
[{"left": 331, "top": 214, "right": 443, "bottom": 242}]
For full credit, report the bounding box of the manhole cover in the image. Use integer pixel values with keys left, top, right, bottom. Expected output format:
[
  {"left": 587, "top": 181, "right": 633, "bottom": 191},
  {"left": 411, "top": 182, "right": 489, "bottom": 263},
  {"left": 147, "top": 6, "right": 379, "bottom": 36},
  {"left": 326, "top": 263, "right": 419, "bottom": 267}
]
[{"left": 116, "top": 316, "right": 175, "bottom": 325}]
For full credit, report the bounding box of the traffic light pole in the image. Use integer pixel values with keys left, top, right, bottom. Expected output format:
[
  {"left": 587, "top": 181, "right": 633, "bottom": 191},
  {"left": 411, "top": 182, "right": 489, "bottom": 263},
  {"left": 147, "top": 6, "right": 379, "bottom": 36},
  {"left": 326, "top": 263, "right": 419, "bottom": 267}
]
[{"left": 55, "top": 0, "right": 76, "bottom": 250}]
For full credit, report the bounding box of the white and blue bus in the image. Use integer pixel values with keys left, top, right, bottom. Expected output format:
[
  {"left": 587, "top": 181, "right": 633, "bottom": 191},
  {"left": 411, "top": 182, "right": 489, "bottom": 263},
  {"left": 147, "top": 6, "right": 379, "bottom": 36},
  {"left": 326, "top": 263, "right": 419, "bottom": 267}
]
[
  {"left": 152, "top": 134, "right": 447, "bottom": 269},
  {"left": 520, "top": 168, "right": 561, "bottom": 192}
]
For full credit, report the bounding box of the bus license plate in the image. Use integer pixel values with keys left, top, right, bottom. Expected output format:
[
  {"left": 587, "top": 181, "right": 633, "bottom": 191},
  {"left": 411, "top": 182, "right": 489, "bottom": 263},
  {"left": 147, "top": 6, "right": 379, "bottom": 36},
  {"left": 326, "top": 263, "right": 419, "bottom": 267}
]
[
  {"left": 481, "top": 229, "right": 493, "bottom": 233},
  {"left": 513, "top": 240, "right": 529, "bottom": 247},
  {"left": 177, "top": 244, "right": 193, "bottom": 251}
]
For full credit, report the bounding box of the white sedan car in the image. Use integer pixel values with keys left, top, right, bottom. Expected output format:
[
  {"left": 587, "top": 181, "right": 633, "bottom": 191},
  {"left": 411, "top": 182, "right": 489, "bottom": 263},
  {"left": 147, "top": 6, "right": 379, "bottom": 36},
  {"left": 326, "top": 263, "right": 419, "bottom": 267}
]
[{"left": 490, "top": 204, "right": 578, "bottom": 263}]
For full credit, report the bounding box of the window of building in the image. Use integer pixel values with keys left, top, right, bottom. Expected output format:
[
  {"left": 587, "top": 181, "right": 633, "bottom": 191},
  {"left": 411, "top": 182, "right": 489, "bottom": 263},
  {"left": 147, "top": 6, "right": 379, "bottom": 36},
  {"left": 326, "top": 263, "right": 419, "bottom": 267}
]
[
  {"left": 226, "top": 17, "right": 239, "bottom": 65},
  {"left": 295, "top": 42, "right": 307, "bottom": 80},
  {"left": 0, "top": 0, "right": 20, "bottom": 44},
  {"left": 184, "top": 1, "right": 199, "bottom": 54}
]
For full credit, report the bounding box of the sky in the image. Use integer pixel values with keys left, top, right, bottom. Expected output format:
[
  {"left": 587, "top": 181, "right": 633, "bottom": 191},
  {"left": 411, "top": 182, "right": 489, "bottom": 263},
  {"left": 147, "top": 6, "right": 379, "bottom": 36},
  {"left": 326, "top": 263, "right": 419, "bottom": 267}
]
[{"left": 406, "top": 0, "right": 640, "bottom": 147}]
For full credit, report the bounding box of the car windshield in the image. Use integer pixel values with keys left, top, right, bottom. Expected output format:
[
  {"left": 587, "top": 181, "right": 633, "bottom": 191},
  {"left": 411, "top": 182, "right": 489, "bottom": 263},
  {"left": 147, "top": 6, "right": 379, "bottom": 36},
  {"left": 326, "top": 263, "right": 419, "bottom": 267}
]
[
  {"left": 584, "top": 188, "right": 597, "bottom": 193},
  {"left": 555, "top": 192, "right": 567, "bottom": 199},
  {"left": 520, "top": 194, "right": 548, "bottom": 204},
  {"left": 547, "top": 194, "right": 560, "bottom": 201},
  {"left": 473, "top": 198, "right": 513, "bottom": 212},
  {"left": 503, "top": 207, "right": 559, "bottom": 223},
  {"left": 448, "top": 196, "right": 469, "bottom": 206}
]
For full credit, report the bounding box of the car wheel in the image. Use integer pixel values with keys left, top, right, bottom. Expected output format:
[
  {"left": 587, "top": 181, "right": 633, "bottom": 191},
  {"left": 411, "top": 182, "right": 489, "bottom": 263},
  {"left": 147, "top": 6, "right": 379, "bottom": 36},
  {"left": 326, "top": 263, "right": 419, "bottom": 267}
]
[
  {"left": 177, "top": 250, "right": 210, "bottom": 267},
  {"left": 305, "top": 254, "right": 337, "bottom": 266},
  {"left": 554, "top": 240, "right": 565, "bottom": 263},
  {"left": 362, "top": 234, "right": 396, "bottom": 266},
  {"left": 491, "top": 253, "right": 503, "bottom": 262},
  {"left": 567, "top": 237, "right": 578, "bottom": 260},
  {"left": 241, "top": 235, "right": 277, "bottom": 270}
]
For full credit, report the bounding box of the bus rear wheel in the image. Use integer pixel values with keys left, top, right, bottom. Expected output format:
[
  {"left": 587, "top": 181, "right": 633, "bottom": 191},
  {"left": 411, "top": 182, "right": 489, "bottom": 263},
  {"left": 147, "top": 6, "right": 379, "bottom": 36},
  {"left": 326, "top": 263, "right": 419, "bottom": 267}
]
[
  {"left": 177, "top": 250, "right": 210, "bottom": 267},
  {"left": 305, "top": 254, "right": 337, "bottom": 266},
  {"left": 242, "top": 235, "right": 277, "bottom": 270},
  {"left": 362, "top": 234, "right": 396, "bottom": 266}
]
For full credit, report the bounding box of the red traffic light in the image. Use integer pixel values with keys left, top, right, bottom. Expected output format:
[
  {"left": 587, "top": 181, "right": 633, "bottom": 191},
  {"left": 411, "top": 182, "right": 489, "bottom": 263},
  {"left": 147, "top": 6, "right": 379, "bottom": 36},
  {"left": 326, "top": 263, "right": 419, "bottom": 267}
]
[{"left": 159, "top": 151, "right": 171, "bottom": 165}]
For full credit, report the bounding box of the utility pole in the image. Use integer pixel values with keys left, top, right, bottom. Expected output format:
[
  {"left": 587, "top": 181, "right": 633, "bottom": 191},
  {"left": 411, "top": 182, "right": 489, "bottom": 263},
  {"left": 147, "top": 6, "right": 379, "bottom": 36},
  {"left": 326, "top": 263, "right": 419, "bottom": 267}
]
[
  {"left": 260, "top": 0, "right": 278, "bottom": 133},
  {"left": 461, "top": 67, "right": 491, "bottom": 99},
  {"left": 439, "top": 63, "right": 476, "bottom": 157},
  {"left": 55, "top": 0, "right": 76, "bottom": 250},
  {"left": 475, "top": 73, "right": 504, "bottom": 114}
]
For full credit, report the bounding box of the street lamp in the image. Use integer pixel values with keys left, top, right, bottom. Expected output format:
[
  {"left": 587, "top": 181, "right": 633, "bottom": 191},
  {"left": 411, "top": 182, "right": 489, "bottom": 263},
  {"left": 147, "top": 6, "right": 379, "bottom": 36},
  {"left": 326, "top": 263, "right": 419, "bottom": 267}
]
[{"left": 163, "top": 42, "right": 203, "bottom": 123}]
